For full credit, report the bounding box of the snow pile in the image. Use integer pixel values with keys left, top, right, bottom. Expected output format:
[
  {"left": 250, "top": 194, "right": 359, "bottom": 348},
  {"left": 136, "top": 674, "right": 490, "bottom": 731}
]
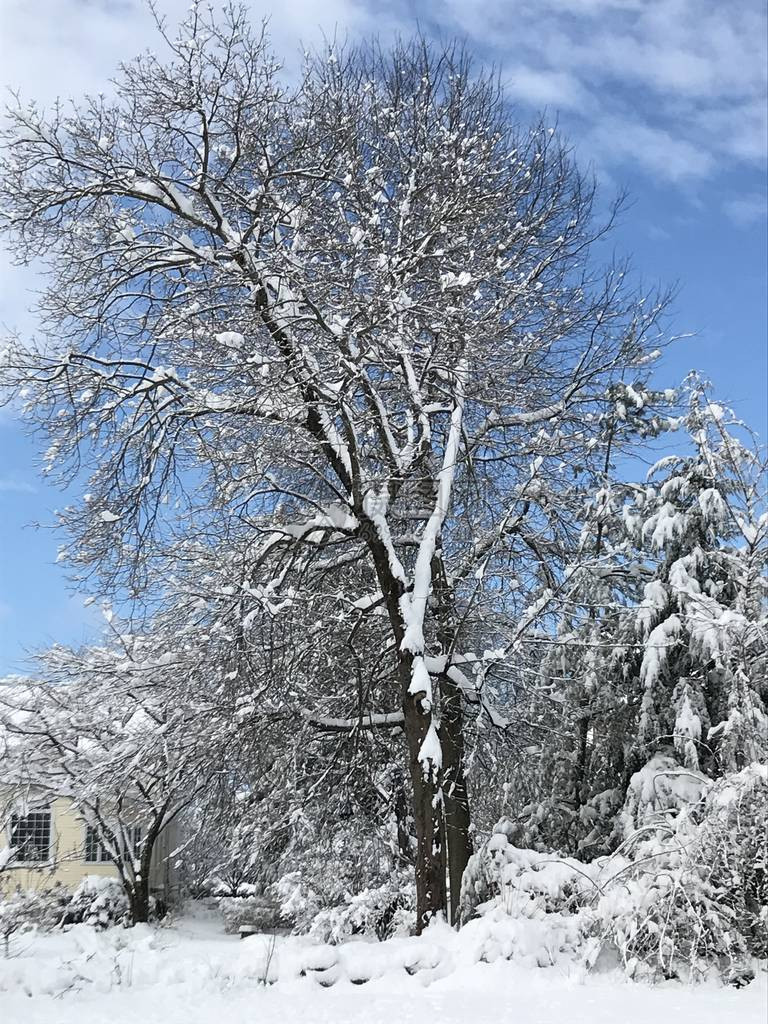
[
  {"left": 0, "top": 923, "right": 763, "bottom": 1024},
  {"left": 0, "top": 886, "right": 765, "bottom": 1023},
  {"left": 0, "top": 923, "right": 153, "bottom": 996}
]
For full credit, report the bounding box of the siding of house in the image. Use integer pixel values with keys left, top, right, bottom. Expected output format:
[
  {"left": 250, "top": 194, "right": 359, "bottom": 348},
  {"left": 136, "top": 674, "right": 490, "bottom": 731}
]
[{"left": 1, "top": 796, "right": 177, "bottom": 895}]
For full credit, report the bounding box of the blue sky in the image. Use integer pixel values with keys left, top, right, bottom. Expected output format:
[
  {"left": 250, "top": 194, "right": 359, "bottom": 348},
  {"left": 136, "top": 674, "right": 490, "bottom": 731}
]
[{"left": 0, "top": 0, "right": 766, "bottom": 673}]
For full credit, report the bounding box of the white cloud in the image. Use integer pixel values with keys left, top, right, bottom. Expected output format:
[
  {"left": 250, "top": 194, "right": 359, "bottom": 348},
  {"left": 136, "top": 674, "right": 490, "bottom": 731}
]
[
  {"left": 0, "top": 0, "right": 399, "bottom": 106},
  {"left": 434, "top": 0, "right": 766, "bottom": 185},
  {"left": 0, "top": 0, "right": 764, "bottom": 192},
  {"left": 587, "top": 118, "right": 715, "bottom": 181},
  {"left": 722, "top": 193, "right": 768, "bottom": 228},
  {"left": 505, "top": 66, "right": 593, "bottom": 111},
  {"left": 0, "top": 478, "right": 36, "bottom": 494}
]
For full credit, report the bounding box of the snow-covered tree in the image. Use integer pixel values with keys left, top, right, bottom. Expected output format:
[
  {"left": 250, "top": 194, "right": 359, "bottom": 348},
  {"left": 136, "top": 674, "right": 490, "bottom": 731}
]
[
  {"left": 0, "top": 7, "right": 673, "bottom": 926},
  {"left": 0, "top": 640, "right": 215, "bottom": 922},
  {"left": 497, "top": 379, "right": 766, "bottom": 858},
  {"left": 628, "top": 379, "right": 767, "bottom": 776}
]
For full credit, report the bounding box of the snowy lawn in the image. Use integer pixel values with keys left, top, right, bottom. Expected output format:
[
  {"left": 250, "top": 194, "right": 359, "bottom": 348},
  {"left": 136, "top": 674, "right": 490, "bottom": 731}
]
[{"left": 0, "top": 907, "right": 765, "bottom": 1024}]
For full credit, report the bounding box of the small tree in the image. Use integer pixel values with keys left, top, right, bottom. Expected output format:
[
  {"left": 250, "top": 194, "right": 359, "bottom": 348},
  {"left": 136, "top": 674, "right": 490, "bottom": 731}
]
[
  {"left": 627, "top": 379, "right": 767, "bottom": 776},
  {"left": 0, "top": 640, "right": 214, "bottom": 923}
]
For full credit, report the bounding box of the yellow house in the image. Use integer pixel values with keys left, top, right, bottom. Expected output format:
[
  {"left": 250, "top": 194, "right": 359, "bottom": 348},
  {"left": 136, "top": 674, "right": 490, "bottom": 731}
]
[{"left": 1, "top": 793, "right": 178, "bottom": 897}]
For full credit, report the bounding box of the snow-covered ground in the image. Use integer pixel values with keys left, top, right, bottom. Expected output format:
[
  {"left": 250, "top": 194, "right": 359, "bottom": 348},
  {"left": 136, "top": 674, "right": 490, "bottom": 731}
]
[{"left": 0, "top": 906, "right": 765, "bottom": 1024}]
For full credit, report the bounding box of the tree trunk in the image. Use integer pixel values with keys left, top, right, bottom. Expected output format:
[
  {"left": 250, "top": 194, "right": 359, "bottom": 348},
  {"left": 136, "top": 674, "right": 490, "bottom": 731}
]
[
  {"left": 433, "top": 557, "right": 472, "bottom": 924},
  {"left": 130, "top": 877, "right": 151, "bottom": 924},
  {"left": 365, "top": 522, "right": 452, "bottom": 932},
  {"left": 439, "top": 673, "right": 472, "bottom": 925},
  {"left": 392, "top": 771, "right": 412, "bottom": 863},
  {"left": 402, "top": 686, "right": 446, "bottom": 933},
  {"left": 129, "top": 814, "right": 164, "bottom": 924}
]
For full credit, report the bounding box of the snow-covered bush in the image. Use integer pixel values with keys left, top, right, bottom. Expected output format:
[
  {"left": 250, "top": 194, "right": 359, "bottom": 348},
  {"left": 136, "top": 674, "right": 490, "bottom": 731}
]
[
  {"left": 460, "top": 817, "right": 601, "bottom": 923},
  {"left": 696, "top": 764, "right": 767, "bottom": 959},
  {"left": 66, "top": 876, "right": 131, "bottom": 930},
  {"left": 272, "top": 871, "right": 324, "bottom": 935},
  {"left": 461, "top": 762, "right": 768, "bottom": 984},
  {"left": 0, "top": 886, "right": 71, "bottom": 956},
  {"left": 308, "top": 870, "right": 416, "bottom": 944},
  {"left": 217, "top": 895, "right": 283, "bottom": 935},
  {"left": 273, "top": 861, "right": 416, "bottom": 944},
  {"left": 591, "top": 761, "right": 766, "bottom": 983},
  {"left": 616, "top": 752, "right": 711, "bottom": 839}
]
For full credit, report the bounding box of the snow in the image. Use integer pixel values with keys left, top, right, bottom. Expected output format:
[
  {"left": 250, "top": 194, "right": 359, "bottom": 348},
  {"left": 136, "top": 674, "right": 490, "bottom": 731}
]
[
  {"left": 440, "top": 270, "right": 472, "bottom": 289},
  {"left": 0, "top": 907, "right": 763, "bottom": 1024},
  {"left": 639, "top": 615, "right": 682, "bottom": 686},
  {"left": 698, "top": 487, "right": 727, "bottom": 522},
  {"left": 301, "top": 710, "right": 404, "bottom": 731},
  {"left": 416, "top": 721, "right": 442, "bottom": 771},
  {"left": 646, "top": 501, "right": 687, "bottom": 549},
  {"left": 618, "top": 753, "right": 711, "bottom": 838},
  {"left": 407, "top": 656, "right": 432, "bottom": 704},
  {"left": 215, "top": 331, "right": 245, "bottom": 350}
]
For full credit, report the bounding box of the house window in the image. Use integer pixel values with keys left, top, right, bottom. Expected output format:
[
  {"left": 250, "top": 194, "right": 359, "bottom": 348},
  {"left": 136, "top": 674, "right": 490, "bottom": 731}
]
[
  {"left": 84, "top": 826, "right": 111, "bottom": 863},
  {"left": 83, "top": 824, "right": 143, "bottom": 864},
  {"left": 10, "top": 809, "right": 51, "bottom": 862}
]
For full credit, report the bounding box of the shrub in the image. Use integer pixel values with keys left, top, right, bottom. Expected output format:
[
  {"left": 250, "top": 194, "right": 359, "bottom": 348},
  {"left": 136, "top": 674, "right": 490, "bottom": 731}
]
[
  {"left": 700, "top": 764, "right": 767, "bottom": 959},
  {"left": 271, "top": 871, "right": 323, "bottom": 935},
  {"left": 66, "top": 876, "right": 130, "bottom": 929},
  {"left": 461, "top": 762, "right": 767, "bottom": 984},
  {"left": 217, "top": 894, "right": 283, "bottom": 935},
  {"left": 307, "top": 870, "right": 416, "bottom": 944},
  {"left": 592, "top": 762, "right": 766, "bottom": 983},
  {"left": 0, "top": 886, "right": 71, "bottom": 956}
]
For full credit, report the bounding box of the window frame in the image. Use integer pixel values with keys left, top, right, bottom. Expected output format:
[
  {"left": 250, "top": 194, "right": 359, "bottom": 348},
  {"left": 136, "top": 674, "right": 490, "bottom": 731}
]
[
  {"left": 82, "top": 823, "right": 143, "bottom": 865},
  {"left": 83, "top": 824, "right": 112, "bottom": 864},
  {"left": 8, "top": 807, "right": 53, "bottom": 864}
]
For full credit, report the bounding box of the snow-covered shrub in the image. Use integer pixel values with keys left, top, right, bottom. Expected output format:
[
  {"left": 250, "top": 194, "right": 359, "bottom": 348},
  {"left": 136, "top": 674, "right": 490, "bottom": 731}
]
[
  {"left": 272, "top": 871, "right": 324, "bottom": 935},
  {"left": 217, "top": 894, "right": 283, "bottom": 934},
  {"left": 308, "top": 869, "right": 416, "bottom": 944},
  {"left": 696, "top": 764, "right": 767, "bottom": 959},
  {"left": 66, "top": 876, "right": 130, "bottom": 929},
  {"left": 459, "top": 817, "right": 518, "bottom": 924},
  {"left": 593, "top": 842, "right": 739, "bottom": 982},
  {"left": 0, "top": 886, "right": 71, "bottom": 955},
  {"left": 263, "top": 785, "right": 413, "bottom": 940},
  {"left": 460, "top": 819, "right": 601, "bottom": 923},
  {"left": 209, "top": 879, "right": 261, "bottom": 897},
  {"left": 588, "top": 760, "right": 766, "bottom": 983},
  {"left": 461, "top": 762, "right": 768, "bottom": 984},
  {"left": 616, "top": 752, "right": 711, "bottom": 840}
]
